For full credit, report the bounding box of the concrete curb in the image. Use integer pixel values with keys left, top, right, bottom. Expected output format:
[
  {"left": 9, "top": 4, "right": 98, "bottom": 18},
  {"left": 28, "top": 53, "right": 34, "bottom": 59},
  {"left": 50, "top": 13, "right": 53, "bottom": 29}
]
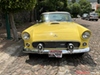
[{"left": 0, "top": 39, "right": 23, "bottom": 74}]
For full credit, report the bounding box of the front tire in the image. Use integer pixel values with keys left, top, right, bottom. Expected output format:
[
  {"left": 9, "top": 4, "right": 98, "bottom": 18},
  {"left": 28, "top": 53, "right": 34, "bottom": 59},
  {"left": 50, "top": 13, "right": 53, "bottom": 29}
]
[
  {"left": 29, "top": 54, "right": 33, "bottom": 59},
  {"left": 78, "top": 53, "right": 85, "bottom": 57},
  {"left": 95, "top": 19, "right": 98, "bottom": 21}
]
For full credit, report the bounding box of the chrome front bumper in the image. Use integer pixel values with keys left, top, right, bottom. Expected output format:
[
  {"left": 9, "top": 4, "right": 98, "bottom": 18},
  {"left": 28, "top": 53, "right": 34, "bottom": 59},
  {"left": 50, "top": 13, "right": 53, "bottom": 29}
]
[{"left": 23, "top": 47, "right": 90, "bottom": 54}]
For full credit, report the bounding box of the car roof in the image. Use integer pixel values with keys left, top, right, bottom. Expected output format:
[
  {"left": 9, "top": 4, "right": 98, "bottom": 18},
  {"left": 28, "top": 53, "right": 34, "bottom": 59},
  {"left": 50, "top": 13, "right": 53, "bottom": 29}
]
[{"left": 42, "top": 11, "right": 70, "bottom": 15}]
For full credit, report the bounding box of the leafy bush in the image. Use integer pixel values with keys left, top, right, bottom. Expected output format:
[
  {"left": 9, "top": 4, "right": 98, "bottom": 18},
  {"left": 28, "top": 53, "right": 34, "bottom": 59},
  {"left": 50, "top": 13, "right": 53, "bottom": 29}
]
[
  {"left": 68, "top": 3, "right": 81, "bottom": 17},
  {"left": 67, "top": 0, "right": 92, "bottom": 17},
  {"left": 96, "top": 8, "right": 100, "bottom": 18},
  {"left": 78, "top": 0, "right": 92, "bottom": 15}
]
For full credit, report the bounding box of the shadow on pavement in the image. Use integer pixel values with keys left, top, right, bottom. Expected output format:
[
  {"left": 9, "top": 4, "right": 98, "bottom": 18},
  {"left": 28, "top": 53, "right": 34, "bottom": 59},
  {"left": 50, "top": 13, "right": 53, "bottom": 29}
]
[
  {"left": 81, "top": 24, "right": 90, "bottom": 28},
  {"left": 25, "top": 53, "right": 96, "bottom": 67},
  {"left": 78, "top": 23, "right": 90, "bottom": 28}
]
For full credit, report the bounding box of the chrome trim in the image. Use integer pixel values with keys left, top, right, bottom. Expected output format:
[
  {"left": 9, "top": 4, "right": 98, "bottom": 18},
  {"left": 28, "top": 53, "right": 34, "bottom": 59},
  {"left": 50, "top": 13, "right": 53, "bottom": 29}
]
[
  {"left": 32, "top": 41, "right": 80, "bottom": 48},
  {"left": 32, "top": 40, "right": 80, "bottom": 42},
  {"left": 23, "top": 47, "right": 90, "bottom": 54}
]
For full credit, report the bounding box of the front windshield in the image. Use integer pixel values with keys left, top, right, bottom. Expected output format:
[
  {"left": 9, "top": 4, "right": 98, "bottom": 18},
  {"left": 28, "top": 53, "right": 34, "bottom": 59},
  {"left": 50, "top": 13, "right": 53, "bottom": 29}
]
[
  {"left": 41, "top": 13, "right": 72, "bottom": 22},
  {"left": 90, "top": 13, "right": 98, "bottom": 16}
]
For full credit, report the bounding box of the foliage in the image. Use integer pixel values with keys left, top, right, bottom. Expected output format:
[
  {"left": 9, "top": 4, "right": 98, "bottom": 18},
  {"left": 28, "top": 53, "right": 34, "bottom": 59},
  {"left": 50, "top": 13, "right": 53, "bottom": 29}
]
[
  {"left": 35, "top": 0, "right": 68, "bottom": 20},
  {"left": 38, "top": 0, "right": 67, "bottom": 13},
  {"left": 96, "top": 8, "right": 100, "bottom": 18},
  {"left": 78, "top": 0, "right": 92, "bottom": 15},
  {"left": 72, "top": 0, "right": 76, "bottom": 3},
  {"left": 0, "top": 0, "right": 37, "bottom": 40},
  {"left": 0, "top": 0, "right": 37, "bottom": 13},
  {"left": 68, "top": 3, "right": 81, "bottom": 17}
]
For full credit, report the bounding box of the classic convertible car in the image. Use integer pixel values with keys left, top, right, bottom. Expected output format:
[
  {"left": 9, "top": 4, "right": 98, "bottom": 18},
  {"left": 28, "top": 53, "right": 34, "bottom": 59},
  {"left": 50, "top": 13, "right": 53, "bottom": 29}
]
[{"left": 22, "top": 11, "right": 91, "bottom": 58}]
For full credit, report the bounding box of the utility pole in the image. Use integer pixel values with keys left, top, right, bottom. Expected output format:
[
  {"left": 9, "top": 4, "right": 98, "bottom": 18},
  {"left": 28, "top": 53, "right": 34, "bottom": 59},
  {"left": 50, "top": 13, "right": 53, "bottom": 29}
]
[{"left": 5, "top": 13, "right": 12, "bottom": 39}]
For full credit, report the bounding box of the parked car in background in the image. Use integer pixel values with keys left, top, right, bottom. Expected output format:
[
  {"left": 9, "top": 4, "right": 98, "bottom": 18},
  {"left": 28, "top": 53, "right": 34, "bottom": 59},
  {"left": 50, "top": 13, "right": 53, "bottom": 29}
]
[
  {"left": 81, "top": 13, "right": 88, "bottom": 20},
  {"left": 22, "top": 11, "right": 91, "bottom": 58},
  {"left": 87, "top": 12, "right": 98, "bottom": 21}
]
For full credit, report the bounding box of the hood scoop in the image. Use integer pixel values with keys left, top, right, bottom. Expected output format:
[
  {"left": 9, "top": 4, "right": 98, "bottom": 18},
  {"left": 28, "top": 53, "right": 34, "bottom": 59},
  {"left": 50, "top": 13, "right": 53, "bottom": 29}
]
[{"left": 51, "top": 22, "right": 59, "bottom": 25}]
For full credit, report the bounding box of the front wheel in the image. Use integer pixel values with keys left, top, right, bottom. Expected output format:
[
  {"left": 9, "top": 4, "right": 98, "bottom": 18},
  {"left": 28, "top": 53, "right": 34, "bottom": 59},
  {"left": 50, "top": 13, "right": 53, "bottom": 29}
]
[
  {"left": 78, "top": 53, "right": 85, "bottom": 57},
  {"left": 95, "top": 19, "right": 98, "bottom": 21},
  {"left": 29, "top": 53, "right": 38, "bottom": 59}
]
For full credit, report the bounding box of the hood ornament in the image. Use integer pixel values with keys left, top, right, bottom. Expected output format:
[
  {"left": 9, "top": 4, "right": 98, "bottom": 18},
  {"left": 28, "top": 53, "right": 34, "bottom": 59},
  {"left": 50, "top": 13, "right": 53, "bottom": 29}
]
[
  {"left": 54, "top": 34, "right": 57, "bottom": 37},
  {"left": 50, "top": 32, "right": 58, "bottom": 37}
]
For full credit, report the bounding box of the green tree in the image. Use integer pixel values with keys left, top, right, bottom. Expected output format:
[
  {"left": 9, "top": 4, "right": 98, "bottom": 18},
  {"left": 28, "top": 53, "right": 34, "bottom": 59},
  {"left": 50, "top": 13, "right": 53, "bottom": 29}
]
[
  {"left": 35, "top": 0, "right": 67, "bottom": 20},
  {"left": 38, "top": 0, "right": 67, "bottom": 12},
  {"left": 0, "top": 0, "right": 37, "bottom": 41},
  {"left": 72, "top": 0, "right": 76, "bottom": 3},
  {"left": 79, "top": 0, "right": 92, "bottom": 15},
  {"left": 68, "top": 3, "right": 81, "bottom": 17},
  {"left": 96, "top": 8, "right": 100, "bottom": 18}
]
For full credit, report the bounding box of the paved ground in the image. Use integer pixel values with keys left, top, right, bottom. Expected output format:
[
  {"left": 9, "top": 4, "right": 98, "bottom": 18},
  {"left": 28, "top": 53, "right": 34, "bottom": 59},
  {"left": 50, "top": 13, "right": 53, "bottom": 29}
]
[{"left": 0, "top": 19, "right": 100, "bottom": 75}]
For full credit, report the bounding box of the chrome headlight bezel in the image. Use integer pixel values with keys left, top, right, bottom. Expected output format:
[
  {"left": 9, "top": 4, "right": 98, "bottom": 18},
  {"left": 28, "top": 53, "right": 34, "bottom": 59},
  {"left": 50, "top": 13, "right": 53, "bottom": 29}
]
[
  {"left": 82, "top": 31, "right": 91, "bottom": 39},
  {"left": 22, "top": 32, "right": 30, "bottom": 40}
]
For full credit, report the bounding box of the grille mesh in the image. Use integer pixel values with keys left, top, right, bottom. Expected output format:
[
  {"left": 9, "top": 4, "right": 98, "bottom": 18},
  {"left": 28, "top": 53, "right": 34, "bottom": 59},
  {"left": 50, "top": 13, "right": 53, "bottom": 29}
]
[{"left": 32, "top": 41, "right": 80, "bottom": 48}]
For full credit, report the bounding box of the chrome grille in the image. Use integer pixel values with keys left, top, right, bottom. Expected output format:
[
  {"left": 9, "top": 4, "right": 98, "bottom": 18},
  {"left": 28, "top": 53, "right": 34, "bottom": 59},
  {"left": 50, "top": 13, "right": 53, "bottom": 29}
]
[{"left": 32, "top": 41, "right": 80, "bottom": 49}]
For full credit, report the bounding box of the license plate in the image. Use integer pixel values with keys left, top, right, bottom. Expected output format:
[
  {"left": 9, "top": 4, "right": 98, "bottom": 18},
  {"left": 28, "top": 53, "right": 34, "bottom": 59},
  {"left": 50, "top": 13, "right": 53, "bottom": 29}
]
[{"left": 48, "top": 50, "right": 62, "bottom": 58}]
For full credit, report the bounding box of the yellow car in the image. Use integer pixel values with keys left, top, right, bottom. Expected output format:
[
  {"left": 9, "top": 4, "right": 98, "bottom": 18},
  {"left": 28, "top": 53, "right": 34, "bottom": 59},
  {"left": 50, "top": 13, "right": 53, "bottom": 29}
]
[{"left": 22, "top": 11, "right": 91, "bottom": 58}]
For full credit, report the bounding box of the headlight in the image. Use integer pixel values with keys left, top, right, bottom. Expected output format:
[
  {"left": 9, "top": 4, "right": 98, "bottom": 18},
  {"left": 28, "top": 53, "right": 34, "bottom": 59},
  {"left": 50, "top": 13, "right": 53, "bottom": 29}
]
[
  {"left": 22, "top": 32, "right": 30, "bottom": 40},
  {"left": 82, "top": 31, "right": 91, "bottom": 39}
]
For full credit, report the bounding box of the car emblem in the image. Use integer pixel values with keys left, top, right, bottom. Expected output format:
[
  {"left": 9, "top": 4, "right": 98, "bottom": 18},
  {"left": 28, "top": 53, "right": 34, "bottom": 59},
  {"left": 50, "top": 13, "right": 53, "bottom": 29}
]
[
  {"left": 54, "top": 34, "right": 57, "bottom": 37},
  {"left": 50, "top": 32, "right": 58, "bottom": 37}
]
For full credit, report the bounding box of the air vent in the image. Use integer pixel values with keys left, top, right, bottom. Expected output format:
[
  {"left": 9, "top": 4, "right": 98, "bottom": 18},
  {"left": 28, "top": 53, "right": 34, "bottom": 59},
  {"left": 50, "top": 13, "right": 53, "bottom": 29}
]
[{"left": 51, "top": 22, "right": 59, "bottom": 24}]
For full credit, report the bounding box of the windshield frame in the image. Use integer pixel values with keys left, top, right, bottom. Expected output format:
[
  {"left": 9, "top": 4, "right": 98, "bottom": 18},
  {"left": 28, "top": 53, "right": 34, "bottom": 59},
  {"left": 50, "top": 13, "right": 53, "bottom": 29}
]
[{"left": 40, "top": 12, "right": 72, "bottom": 22}]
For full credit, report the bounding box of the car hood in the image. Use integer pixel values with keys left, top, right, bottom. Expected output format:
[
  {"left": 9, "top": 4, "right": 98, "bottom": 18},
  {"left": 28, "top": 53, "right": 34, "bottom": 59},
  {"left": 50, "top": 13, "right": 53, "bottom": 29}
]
[
  {"left": 29, "top": 22, "right": 84, "bottom": 41},
  {"left": 34, "top": 22, "right": 78, "bottom": 33}
]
